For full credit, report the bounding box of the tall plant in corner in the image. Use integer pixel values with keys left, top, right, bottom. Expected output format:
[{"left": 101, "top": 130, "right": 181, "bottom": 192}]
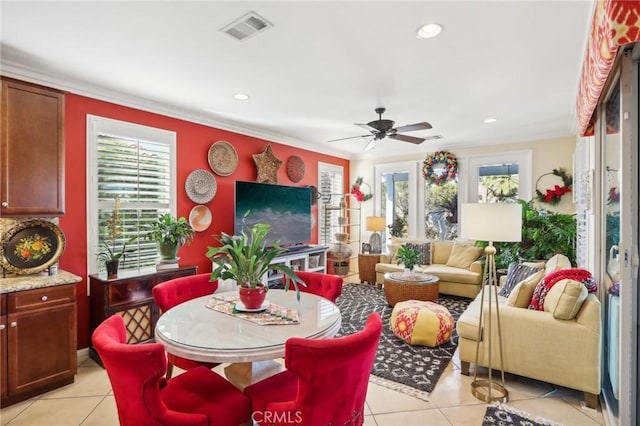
[{"left": 97, "top": 197, "right": 136, "bottom": 278}]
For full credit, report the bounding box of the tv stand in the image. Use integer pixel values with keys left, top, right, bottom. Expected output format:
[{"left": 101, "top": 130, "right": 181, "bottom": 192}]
[{"left": 263, "top": 245, "right": 328, "bottom": 289}]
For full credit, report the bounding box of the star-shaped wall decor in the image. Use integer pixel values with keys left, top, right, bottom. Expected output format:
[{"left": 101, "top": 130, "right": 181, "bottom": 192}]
[{"left": 252, "top": 144, "right": 283, "bottom": 183}]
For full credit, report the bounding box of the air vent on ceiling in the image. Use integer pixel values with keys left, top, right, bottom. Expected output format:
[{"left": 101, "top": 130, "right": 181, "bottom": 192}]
[
  {"left": 220, "top": 11, "right": 273, "bottom": 41},
  {"left": 424, "top": 135, "right": 444, "bottom": 141}
]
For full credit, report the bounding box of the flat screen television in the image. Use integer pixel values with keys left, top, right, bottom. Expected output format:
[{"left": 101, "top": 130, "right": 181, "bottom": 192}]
[{"left": 234, "top": 181, "right": 312, "bottom": 248}]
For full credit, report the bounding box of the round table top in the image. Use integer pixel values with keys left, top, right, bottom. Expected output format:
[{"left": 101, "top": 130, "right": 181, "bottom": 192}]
[
  {"left": 155, "top": 290, "right": 342, "bottom": 363},
  {"left": 384, "top": 271, "right": 439, "bottom": 284}
]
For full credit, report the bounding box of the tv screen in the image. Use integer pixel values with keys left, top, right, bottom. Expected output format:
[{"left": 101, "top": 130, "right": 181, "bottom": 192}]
[{"left": 234, "top": 181, "right": 312, "bottom": 248}]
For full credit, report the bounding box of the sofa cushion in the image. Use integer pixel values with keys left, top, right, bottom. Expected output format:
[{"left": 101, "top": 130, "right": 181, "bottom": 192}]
[
  {"left": 431, "top": 240, "right": 454, "bottom": 264},
  {"left": 456, "top": 287, "right": 508, "bottom": 341},
  {"left": 445, "top": 243, "right": 483, "bottom": 269},
  {"left": 499, "top": 263, "right": 543, "bottom": 297},
  {"left": 529, "top": 268, "right": 597, "bottom": 311},
  {"left": 405, "top": 242, "right": 431, "bottom": 266},
  {"left": 505, "top": 270, "right": 544, "bottom": 308},
  {"left": 544, "top": 279, "right": 588, "bottom": 320},
  {"left": 544, "top": 254, "right": 572, "bottom": 275},
  {"left": 421, "top": 264, "right": 482, "bottom": 284}
]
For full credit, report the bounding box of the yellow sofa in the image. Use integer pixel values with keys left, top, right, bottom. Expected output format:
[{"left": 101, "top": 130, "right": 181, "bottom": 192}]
[
  {"left": 456, "top": 255, "right": 601, "bottom": 408},
  {"left": 374, "top": 239, "right": 484, "bottom": 299}
]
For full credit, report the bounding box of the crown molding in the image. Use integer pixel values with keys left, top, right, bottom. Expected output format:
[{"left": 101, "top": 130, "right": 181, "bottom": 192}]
[{"left": 0, "top": 60, "right": 351, "bottom": 160}]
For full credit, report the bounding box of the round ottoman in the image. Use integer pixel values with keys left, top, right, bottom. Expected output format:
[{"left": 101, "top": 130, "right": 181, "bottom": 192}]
[{"left": 390, "top": 300, "right": 454, "bottom": 347}]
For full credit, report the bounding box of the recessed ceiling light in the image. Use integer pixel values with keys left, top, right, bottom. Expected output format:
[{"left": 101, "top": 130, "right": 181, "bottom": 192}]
[
  {"left": 233, "top": 93, "right": 250, "bottom": 101},
  {"left": 416, "top": 23, "right": 443, "bottom": 39},
  {"left": 484, "top": 118, "right": 497, "bottom": 124}
]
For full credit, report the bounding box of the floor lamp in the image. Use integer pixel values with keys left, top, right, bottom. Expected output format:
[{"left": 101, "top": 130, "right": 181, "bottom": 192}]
[{"left": 460, "top": 203, "right": 522, "bottom": 403}]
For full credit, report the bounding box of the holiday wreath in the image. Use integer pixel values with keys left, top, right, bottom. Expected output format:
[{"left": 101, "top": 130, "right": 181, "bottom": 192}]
[
  {"left": 422, "top": 151, "right": 458, "bottom": 185},
  {"left": 535, "top": 168, "right": 573, "bottom": 205},
  {"left": 350, "top": 177, "right": 373, "bottom": 202}
]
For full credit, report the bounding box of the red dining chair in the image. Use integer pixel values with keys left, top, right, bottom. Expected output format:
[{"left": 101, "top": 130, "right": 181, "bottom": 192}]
[
  {"left": 245, "top": 313, "right": 382, "bottom": 426},
  {"left": 92, "top": 315, "right": 251, "bottom": 426},
  {"left": 153, "top": 273, "right": 220, "bottom": 378},
  {"left": 285, "top": 270, "right": 343, "bottom": 302}
]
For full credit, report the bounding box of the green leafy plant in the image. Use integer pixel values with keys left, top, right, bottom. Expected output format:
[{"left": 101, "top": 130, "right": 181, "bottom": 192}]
[
  {"left": 387, "top": 216, "right": 407, "bottom": 238},
  {"left": 396, "top": 245, "right": 421, "bottom": 271},
  {"left": 146, "top": 213, "right": 195, "bottom": 260},
  {"left": 476, "top": 199, "right": 576, "bottom": 269},
  {"left": 206, "top": 215, "right": 305, "bottom": 300},
  {"left": 97, "top": 197, "right": 137, "bottom": 262}
]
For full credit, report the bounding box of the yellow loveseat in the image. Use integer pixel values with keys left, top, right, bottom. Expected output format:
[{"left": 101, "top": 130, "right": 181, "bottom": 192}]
[
  {"left": 375, "top": 239, "right": 484, "bottom": 298},
  {"left": 456, "top": 255, "right": 601, "bottom": 408}
]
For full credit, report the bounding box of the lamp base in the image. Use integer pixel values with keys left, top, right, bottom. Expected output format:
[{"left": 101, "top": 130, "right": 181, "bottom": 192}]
[
  {"left": 369, "top": 232, "right": 381, "bottom": 254},
  {"left": 471, "top": 379, "right": 508, "bottom": 403}
]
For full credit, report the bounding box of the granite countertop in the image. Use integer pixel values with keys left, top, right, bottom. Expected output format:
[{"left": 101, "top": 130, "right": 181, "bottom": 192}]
[{"left": 0, "top": 269, "right": 82, "bottom": 294}]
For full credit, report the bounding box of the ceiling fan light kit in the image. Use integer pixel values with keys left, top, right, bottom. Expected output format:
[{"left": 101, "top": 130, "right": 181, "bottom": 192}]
[{"left": 329, "top": 107, "right": 432, "bottom": 151}]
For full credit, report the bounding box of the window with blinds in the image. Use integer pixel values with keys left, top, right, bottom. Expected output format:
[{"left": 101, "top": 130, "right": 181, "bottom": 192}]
[
  {"left": 318, "top": 162, "right": 344, "bottom": 245},
  {"left": 87, "top": 116, "right": 176, "bottom": 274}
]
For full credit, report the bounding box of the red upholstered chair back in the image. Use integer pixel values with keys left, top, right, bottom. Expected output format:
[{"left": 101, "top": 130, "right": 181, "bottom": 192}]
[
  {"left": 92, "top": 315, "right": 203, "bottom": 426},
  {"left": 153, "top": 273, "right": 218, "bottom": 313},
  {"left": 284, "top": 313, "right": 381, "bottom": 424},
  {"left": 286, "top": 270, "right": 343, "bottom": 302}
]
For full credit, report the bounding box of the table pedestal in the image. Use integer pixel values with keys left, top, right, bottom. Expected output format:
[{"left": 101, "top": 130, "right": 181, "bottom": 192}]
[{"left": 224, "top": 360, "right": 283, "bottom": 391}]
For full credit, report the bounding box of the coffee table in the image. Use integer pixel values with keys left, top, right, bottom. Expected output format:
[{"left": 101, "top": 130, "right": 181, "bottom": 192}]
[{"left": 383, "top": 271, "right": 440, "bottom": 306}]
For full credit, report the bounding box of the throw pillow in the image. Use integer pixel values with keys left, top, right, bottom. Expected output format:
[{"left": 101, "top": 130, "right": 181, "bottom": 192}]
[
  {"left": 544, "top": 254, "right": 572, "bottom": 275},
  {"left": 445, "top": 243, "right": 483, "bottom": 269},
  {"left": 405, "top": 242, "right": 431, "bottom": 266},
  {"left": 544, "top": 278, "right": 588, "bottom": 320},
  {"left": 431, "top": 240, "right": 454, "bottom": 264},
  {"left": 529, "top": 268, "right": 596, "bottom": 311},
  {"left": 498, "top": 263, "right": 543, "bottom": 297},
  {"left": 505, "top": 271, "right": 544, "bottom": 308}
]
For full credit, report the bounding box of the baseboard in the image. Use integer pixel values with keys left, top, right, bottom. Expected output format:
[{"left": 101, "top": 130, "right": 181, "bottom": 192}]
[{"left": 77, "top": 347, "right": 90, "bottom": 365}]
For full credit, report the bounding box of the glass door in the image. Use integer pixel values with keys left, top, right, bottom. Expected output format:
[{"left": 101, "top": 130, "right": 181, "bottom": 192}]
[{"left": 374, "top": 162, "right": 420, "bottom": 242}]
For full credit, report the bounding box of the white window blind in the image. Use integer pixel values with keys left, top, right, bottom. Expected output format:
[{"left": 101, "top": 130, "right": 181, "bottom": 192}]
[
  {"left": 87, "top": 116, "right": 176, "bottom": 274},
  {"left": 318, "top": 162, "right": 344, "bottom": 246}
]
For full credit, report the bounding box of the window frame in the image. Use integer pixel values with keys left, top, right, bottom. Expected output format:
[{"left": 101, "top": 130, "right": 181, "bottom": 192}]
[
  {"left": 317, "top": 162, "right": 344, "bottom": 245},
  {"left": 86, "top": 115, "right": 177, "bottom": 275}
]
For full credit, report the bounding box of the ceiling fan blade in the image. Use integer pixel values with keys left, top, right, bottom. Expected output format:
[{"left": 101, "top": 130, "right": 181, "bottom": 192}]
[
  {"left": 393, "top": 122, "right": 432, "bottom": 133},
  {"left": 363, "top": 138, "right": 377, "bottom": 152},
  {"left": 355, "top": 123, "right": 377, "bottom": 132},
  {"left": 327, "top": 134, "right": 371, "bottom": 143},
  {"left": 388, "top": 134, "right": 425, "bottom": 144}
]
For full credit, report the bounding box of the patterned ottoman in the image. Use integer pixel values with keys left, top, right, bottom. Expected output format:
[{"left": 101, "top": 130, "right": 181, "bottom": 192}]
[{"left": 390, "top": 300, "right": 454, "bottom": 347}]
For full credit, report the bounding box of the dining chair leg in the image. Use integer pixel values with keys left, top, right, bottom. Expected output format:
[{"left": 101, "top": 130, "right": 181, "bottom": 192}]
[{"left": 166, "top": 362, "right": 174, "bottom": 379}]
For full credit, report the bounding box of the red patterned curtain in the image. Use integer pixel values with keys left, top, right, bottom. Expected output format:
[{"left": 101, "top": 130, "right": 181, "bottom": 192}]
[{"left": 577, "top": 0, "right": 640, "bottom": 136}]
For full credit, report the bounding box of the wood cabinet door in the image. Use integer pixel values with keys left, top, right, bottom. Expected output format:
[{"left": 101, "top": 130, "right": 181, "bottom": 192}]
[
  {"left": 1, "top": 78, "right": 65, "bottom": 216},
  {"left": 7, "top": 302, "right": 76, "bottom": 395},
  {"left": 0, "top": 314, "right": 7, "bottom": 398}
]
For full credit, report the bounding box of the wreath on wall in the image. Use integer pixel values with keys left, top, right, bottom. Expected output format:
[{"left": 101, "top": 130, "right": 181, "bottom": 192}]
[
  {"left": 535, "top": 168, "right": 573, "bottom": 205},
  {"left": 422, "top": 151, "right": 458, "bottom": 185},
  {"left": 350, "top": 177, "right": 373, "bottom": 202}
]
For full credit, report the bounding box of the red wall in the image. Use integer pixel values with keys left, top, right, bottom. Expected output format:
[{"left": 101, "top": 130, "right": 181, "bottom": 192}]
[{"left": 58, "top": 93, "right": 350, "bottom": 349}]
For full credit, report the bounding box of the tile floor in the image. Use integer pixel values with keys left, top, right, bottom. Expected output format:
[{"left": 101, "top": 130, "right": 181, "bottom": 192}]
[{"left": 0, "top": 278, "right": 607, "bottom": 425}]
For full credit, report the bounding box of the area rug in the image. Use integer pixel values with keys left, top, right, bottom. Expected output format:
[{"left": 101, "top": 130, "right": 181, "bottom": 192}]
[
  {"left": 482, "top": 403, "right": 561, "bottom": 426},
  {"left": 335, "top": 283, "right": 470, "bottom": 400}
]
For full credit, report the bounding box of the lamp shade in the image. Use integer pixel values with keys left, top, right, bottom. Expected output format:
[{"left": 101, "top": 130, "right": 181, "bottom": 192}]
[
  {"left": 460, "top": 203, "right": 522, "bottom": 242},
  {"left": 365, "top": 216, "right": 385, "bottom": 232}
]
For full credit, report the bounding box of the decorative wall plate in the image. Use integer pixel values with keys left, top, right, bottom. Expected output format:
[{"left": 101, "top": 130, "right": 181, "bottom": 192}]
[
  {"left": 185, "top": 169, "right": 217, "bottom": 203},
  {"left": 189, "top": 205, "right": 213, "bottom": 232},
  {"left": 0, "top": 220, "right": 66, "bottom": 274},
  {"left": 208, "top": 140, "right": 238, "bottom": 176},
  {"left": 286, "top": 155, "right": 305, "bottom": 182}
]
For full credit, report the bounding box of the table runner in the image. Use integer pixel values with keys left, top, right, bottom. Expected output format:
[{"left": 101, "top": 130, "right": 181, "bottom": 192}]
[{"left": 206, "top": 295, "right": 300, "bottom": 325}]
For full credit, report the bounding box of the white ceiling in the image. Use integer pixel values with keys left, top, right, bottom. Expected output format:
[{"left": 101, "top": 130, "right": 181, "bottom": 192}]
[{"left": 1, "top": 1, "right": 593, "bottom": 160}]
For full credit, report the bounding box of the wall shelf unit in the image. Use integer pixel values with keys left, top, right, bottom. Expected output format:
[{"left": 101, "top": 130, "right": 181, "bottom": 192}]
[
  {"left": 263, "top": 245, "right": 328, "bottom": 288},
  {"left": 323, "top": 193, "right": 361, "bottom": 277}
]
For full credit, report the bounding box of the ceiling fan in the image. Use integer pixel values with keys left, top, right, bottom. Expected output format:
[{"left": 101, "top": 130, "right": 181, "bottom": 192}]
[{"left": 328, "top": 107, "right": 432, "bottom": 151}]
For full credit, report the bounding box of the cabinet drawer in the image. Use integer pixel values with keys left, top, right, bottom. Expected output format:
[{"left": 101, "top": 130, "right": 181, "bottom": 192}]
[
  {"left": 8, "top": 285, "right": 75, "bottom": 313},
  {"left": 108, "top": 277, "right": 155, "bottom": 307}
]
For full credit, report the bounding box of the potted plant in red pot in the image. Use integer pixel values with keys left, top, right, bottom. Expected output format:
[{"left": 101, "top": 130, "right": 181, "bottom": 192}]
[{"left": 206, "top": 218, "right": 304, "bottom": 309}]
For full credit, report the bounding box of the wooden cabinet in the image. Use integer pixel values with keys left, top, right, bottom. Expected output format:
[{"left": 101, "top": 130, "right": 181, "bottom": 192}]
[
  {"left": 1, "top": 77, "right": 65, "bottom": 216},
  {"left": 1, "top": 294, "right": 7, "bottom": 399},
  {"left": 358, "top": 254, "right": 380, "bottom": 285},
  {"left": 88, "top": 266, "right": 197, "bottom": 364},
  {"left": 1, "top": 284, "right": 77, "bottom": 406}
]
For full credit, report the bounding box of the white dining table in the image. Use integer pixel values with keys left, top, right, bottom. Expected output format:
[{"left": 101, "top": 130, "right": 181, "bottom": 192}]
[{"left": 154, "top": 289, "right": 342, "bottom": 388}]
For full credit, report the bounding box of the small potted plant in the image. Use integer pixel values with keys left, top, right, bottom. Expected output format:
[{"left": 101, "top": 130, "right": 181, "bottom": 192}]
[
  {"left": 396, "top": 245, "right": 421, "bottom": 274},
  {"left": 97, "top": 197, "right": 136, "bottom": 279},
  {"left": 206, "top": 215, "right": 305, "bottom": 309},
  {"left": 146, "top": 213, "right": 195, "bottom": 261}
]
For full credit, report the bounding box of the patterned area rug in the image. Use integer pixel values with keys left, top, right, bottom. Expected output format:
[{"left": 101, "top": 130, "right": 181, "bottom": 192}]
[
  {"left": 335, "top": 283, "right": 470, "bottom": 400},
  {"left": 482, "top": 403, "right": 560, "bottom": 426}
]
